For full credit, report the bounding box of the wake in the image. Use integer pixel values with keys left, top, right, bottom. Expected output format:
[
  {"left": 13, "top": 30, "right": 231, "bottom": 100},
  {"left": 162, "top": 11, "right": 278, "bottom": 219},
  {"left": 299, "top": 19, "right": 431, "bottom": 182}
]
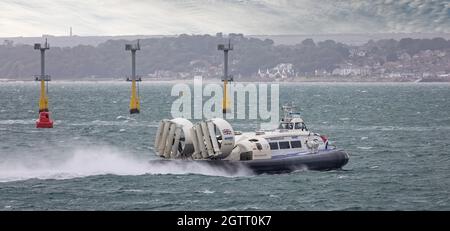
[{"left": 0, "top": 146, "right": 251, "bottom": 183}]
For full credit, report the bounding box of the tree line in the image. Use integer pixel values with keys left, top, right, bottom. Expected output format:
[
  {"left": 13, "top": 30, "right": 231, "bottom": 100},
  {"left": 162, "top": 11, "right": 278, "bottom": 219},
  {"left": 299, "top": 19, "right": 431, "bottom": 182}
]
[{"left": 1, "top": 34, "right": 449, "bottom": 79}]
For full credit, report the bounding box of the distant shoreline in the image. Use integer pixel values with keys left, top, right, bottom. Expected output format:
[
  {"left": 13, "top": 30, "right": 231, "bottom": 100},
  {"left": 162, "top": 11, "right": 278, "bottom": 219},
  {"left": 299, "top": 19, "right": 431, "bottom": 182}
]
[{"left": 1, "top": 77, "right": 449, "bottom": 83}]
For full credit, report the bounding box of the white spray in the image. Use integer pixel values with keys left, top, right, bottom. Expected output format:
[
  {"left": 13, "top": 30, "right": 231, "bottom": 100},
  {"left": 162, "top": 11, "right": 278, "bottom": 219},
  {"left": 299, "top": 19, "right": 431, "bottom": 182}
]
[{"left": 0, "top": 145, "right": 252, "bottom": 182}]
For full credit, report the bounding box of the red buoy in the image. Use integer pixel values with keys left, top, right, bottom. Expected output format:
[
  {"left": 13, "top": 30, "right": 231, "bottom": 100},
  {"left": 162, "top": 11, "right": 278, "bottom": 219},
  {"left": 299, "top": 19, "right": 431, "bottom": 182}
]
[{"left": 36, "top": 111, "right": 53, "bottom": 128}]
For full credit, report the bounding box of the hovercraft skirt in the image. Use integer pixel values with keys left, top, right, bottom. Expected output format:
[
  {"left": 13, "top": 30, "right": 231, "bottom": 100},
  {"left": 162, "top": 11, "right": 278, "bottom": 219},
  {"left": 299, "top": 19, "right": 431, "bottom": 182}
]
[
  {"left": 244, "top": 150, "right": 349, "bottom": 174},
  {"left": 150, "top": 150, "right": 349, "bottom": 174}
]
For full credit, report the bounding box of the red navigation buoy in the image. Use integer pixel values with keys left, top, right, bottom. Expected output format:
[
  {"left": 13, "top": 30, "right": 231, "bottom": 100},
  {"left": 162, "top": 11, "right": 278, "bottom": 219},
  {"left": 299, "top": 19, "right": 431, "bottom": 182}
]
[
  {"left": 36, "top": 111, "right": 53, "bottom": 128},
  {"left": 34, "top": 40, "right": 54, "bottom": 129}
]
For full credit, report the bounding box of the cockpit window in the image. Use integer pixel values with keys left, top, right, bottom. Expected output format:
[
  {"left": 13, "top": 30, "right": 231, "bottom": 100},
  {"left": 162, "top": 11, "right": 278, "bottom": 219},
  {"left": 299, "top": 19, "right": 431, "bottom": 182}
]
[
  {"left": 294, "top": 122, "right": 307, "bottom": 130},
  {"left": 279, "top": 123, "right": 294, "bottom": 129},
  {"left": 278, "top": 123, "right": 288, "bottom": 129},
  {"left": 280, "top": 122, "right": 307, "bottom": 130},
  {"left": 255, "top": 143, "right": 263, "bottom": 150}
]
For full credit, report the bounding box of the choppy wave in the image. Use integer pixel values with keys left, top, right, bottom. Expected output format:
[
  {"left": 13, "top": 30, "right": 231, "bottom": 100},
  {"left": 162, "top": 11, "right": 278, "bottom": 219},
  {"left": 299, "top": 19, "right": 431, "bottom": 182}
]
[
  {"left": 0, "top": 146, "right": 251, "bottom": 182},
  {"left": 357, "top": 146, "right": 373, "bottom": 150},
  {"left": 1, "top": 82, "right": 450, "bottom": 210},
  {"left": 314, "top": 124, "right": 450, "bottom": 132},
  {"left": 67, "top": 119, "right": 159, "bottom": 127},
  {"left": 0, "top": 119, "right": 36, "bottom": 125}
]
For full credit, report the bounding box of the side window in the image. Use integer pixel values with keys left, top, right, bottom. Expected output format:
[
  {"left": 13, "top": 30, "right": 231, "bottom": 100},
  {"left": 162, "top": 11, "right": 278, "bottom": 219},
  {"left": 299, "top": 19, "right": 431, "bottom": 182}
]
[
  {"left": 279, "top": 141, "right": 290, "bottom": 149},
  {"left": 256, "top": 143, "right": 263, "bottom": 150},
  {"left": 295, "top": 123, "right": 301, "bottom": 129},
  {"left": 291, "top": 140, "right": 302, "bottom": 148},
  {"left": 269, "top": 142, "right": 279, "bottom": 150}
]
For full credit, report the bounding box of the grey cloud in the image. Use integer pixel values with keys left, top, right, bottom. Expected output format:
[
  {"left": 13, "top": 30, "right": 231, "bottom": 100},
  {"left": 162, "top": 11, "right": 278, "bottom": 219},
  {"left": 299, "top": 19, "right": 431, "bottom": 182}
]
[{"left": 0, "top": 0, "right": 448, "bottom": 36}]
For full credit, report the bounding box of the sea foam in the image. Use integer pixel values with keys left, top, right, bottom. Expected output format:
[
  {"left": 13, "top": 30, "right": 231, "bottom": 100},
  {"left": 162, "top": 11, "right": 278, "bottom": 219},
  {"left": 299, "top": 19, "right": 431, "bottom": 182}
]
[{"left": 0, "top": 146, "right": 251, "bottom": 182}]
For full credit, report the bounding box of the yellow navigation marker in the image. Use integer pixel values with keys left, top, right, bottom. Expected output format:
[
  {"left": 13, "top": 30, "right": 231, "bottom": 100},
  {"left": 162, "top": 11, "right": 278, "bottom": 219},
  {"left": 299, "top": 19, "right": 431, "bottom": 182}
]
[
  {"left": 125, "top": 40, "right": 141, "bottom": 114},
  {"left": 38, "top": 79, "right": 49, "bottom": 112},
  {"left": 218, "top": 40, "right": 233, "bottom": 114},
  {"left": 34, "top": 40, "right": 50, "bottom": 113},
  {"left": 222, "top": 80, "right": 231, "bottom": 113},
  {"left": 129, "top": 78, "right": 140, "bottom": 114}
]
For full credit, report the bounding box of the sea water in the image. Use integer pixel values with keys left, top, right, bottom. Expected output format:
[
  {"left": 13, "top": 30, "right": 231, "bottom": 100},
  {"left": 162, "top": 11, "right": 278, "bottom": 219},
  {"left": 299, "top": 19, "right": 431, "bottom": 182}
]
[{"left": 0, "top": 82, "right": 449, "bottom": 210}]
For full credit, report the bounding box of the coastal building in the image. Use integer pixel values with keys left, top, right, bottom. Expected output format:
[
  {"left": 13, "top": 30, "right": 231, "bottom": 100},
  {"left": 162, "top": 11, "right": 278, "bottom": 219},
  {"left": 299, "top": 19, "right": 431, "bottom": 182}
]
[
  {"left": 257, "top": 63, "right": 296, "bottom": 79},
  {"left": 332, "top": 65, "right": 370, "bottom": 76}
]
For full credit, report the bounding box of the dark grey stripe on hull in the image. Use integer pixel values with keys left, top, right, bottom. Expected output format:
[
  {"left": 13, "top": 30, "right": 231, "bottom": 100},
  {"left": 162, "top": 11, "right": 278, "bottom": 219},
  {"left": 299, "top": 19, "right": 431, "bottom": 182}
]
[{"left": 150, "top": 150, "right": 349, "bottom": 174}]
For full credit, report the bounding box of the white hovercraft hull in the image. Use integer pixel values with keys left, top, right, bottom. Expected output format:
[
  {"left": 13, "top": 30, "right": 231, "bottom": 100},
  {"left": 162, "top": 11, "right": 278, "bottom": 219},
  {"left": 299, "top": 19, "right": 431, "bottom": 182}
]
[{"left": 150, "top": 149, "right": 349, "bottom": 174}]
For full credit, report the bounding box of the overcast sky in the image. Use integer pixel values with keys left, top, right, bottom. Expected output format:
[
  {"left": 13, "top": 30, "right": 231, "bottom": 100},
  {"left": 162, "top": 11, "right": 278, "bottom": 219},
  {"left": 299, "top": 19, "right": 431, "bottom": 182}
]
[{"left": 0, "top": 0, "right": 449, "bottom": 37}]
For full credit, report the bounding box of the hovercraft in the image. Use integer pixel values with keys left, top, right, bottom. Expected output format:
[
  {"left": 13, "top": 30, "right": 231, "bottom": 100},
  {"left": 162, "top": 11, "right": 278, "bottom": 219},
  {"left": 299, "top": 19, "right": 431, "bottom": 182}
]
[{"left": 152, "top": 105, "right": 349, "bottom": 174}]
